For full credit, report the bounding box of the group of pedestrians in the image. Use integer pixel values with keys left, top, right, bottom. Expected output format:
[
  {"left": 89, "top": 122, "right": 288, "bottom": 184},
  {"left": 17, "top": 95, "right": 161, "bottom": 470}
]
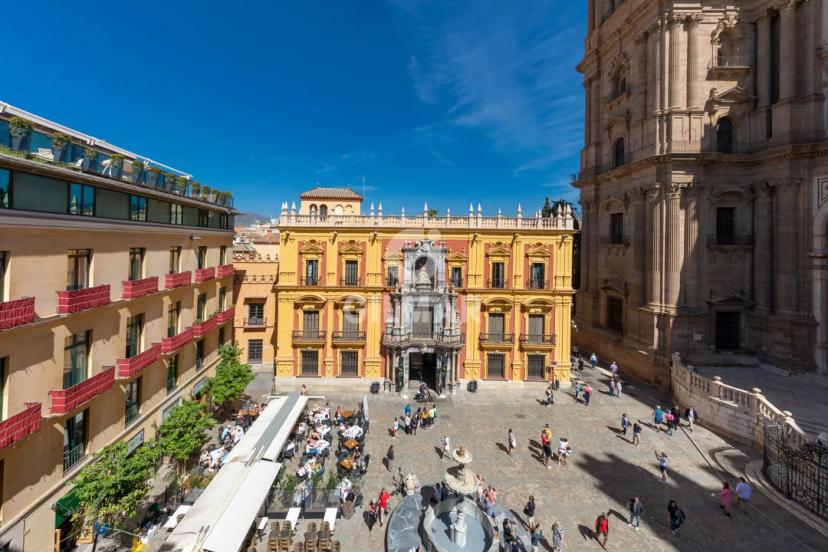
[{"left": 391, "top": 402, "right": 437, "bottom": 439}]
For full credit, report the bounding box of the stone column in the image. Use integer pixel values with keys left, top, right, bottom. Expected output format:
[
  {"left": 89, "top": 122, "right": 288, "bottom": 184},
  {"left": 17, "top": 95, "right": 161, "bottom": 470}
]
[
  {"left": 756, "top": 14, "right": 772, "bottom": 108},
  {"left": 580, "top": 199, "right": 592, "bottom": 291},
  {"left": 631, "top": 189, "right": 647, "bottom": 305},
  {"left": 668, "top": 14, "right": 686, "bottom": 109},
  {"left": 683, "top": 186, "right": 700, "bottom": 308},
  {"left": 664, "top": 184, "right": 685, "bottom": 309},
  {"left": 588, "top": 199, "right": 600, "bottom": 296},
  {"left": 753, "top": 183, "right": 773, "bottom": 312},
  {"left": 636, "top": 32, "right": 649, "bottom": 120},
  {"left": 686, "top": 15, "right": 702, "bottom": 109},
  {"left": 646, "top": 185, "right": 663, "bottom": 307},
  {"left": 779, "top": 1, "right": 797, "bottom": 100},
  {"left": 773, "top": 180, "right": 798, "bottom": 313},
  {"left": 590, "top": 77, "right": 601, "bottom": 152},
  {"left": 584, "top": 79, "right": 592, "bottom": 148}
]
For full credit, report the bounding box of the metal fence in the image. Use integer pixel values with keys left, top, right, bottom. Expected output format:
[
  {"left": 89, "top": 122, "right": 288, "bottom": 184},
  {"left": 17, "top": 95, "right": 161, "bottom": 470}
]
[{"left": 763, "top": 422, "right": 828, "bottom": 520}]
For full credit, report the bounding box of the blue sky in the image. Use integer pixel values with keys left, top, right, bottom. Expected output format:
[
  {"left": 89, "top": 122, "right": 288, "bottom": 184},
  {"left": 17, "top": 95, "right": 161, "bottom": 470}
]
[{"left": 4, "top": 0, "right": 586, "bottom": 218}]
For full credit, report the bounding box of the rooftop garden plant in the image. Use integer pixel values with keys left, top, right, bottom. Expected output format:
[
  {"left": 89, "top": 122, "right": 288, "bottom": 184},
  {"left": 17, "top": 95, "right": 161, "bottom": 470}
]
[
  {"left": 50, "top": 132, "right": 70, "bottom": 148},
  {"left": 8, "top": 117, "right": 32, "bottom": 137}
]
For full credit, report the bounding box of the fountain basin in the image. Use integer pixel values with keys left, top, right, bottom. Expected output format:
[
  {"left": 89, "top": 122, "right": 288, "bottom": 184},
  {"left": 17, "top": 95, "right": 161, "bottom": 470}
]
[{"left": 422, "top": 496, "right": 496, "bottom": 552}]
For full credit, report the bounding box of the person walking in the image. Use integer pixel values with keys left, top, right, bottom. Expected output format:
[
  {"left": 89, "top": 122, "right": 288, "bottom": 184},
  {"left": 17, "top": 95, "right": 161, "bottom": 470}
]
[
  {"left": 541, "top": 426, "right": 553, "bottom": 469},
  {"left": 367, "top": 500, "right": 379, "bottom": 531},
  {"left": 557, "top": 437, "right": 570, "bottom": 466},
  {"left": 574, "top": 380, "right": 582, "bottom": 401},
  {"left": 524, "top": 495, "right": 536, "bottom": 528},
  {"left": 716, "top": 481, "right": 733, "bottom": 517},
  {"left": 685, "top": 406, "right": 696, "bottom": 431},
  {"left": 508, "top": 428, "right": 517, "bottom": 456},
  {"left": 378, "top": 488, "right": 391, "bottom": 526},
  {"left": 653, "top": 405, "right": 664, "bottom": 431},
  {"left": 610, "top": 361, "right": 619, "bottom": 376},
  {"left": 590, "top": 352, "right": 598, "bottom": 369},
  {"left": 577, "top": 356, "right": 585, "bottom": 371},
  {"left": 615, "top": 378, "right": 622, "bottom": 398},
  {"left": 583, "top": 385, "right": 593, "bottom": 406},
  {"left": 412, "top": 410, "right": 419, "bottom": 435},
  {"left": 632, "top": 420, "right": 642, "bottom": 446},
  {"left": 657, "top": 452, "right": 668, "bottom": 482},
  {"left": 429, "top": 403, "right": 437, "bottom": 428},
  {"left": 734, "top": 477, "right": 752, "bottom": 509},
  {"left": 404, "top": 402, "right": 411, "bottom": 418},
  {"left": 608, "top": 377, "right": 615, "bottom": 395},
  {"left": 385, "top": 444, "right": 395, "bottom": 472},
  {"left": 551, "top": 521, "right": 564, "bottom": 551},
  {"left": 621, "top": 413, "right": 630, "bottom": 435},
  {"left": 545, "top": 384, "right": 554, "bottom": 407},
  {"left": 664, "top": 411, "right": 675, "bottom": 436},
  {"left": 628, "top": 496, "right": 643, "bottom": 531},
  {"left": 594, "top": 512, "right": 609, "bottom": 549},
  {"left": 668, "top": 500, "right": 685, "bottom": 536},
  {"left": 391, "top": 418, "right": 400, "bottom": 439},
  {"left": 443, "top": 434, "right": 452, "bottom": 460},
  {"left": 530, "top": 524, "right": 544, "bottom": 552}
]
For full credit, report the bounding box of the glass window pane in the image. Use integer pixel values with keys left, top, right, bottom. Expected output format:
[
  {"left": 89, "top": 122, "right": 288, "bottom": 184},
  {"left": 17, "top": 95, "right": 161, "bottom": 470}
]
[
  {"left": 0, "top": 168, "right": 10, "bottom": 208},
  {"left": 69, "top": 183, "right": 81, "bottom": 215},
  {"left": 82, "top": 186, "right": 94, "bottom": 216}
]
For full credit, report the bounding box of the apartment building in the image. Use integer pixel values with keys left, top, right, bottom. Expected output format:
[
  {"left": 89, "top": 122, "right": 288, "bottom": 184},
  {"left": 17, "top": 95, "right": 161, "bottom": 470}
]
[
  {"left": 0, "top": 104, "right": 236, "bottom": 551},
  {"left": 233, "top": 233, "right": 279, "bottom": 367}
]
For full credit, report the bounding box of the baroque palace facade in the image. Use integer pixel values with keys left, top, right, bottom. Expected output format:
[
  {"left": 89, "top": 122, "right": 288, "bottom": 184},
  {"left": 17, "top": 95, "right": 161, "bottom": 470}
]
[
  {"left": 270, "top": 187, "right": 576, "bottom": 393},
  {"left": 0, "top": 104, "right": 235, "bottom": 551},
  {"left": 574, "top": 0, "right": 828, "bottom": 387}
]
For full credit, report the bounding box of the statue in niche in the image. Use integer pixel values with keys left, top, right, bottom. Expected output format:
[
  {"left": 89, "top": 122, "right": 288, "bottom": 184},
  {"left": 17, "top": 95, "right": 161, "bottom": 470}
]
[{"left": 416, "top": 264, "right": 432, "bottom": 286}]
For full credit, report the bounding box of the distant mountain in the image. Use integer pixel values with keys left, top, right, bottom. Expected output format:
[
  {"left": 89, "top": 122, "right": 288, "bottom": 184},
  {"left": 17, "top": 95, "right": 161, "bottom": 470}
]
[{"left": 235, "top": 211, "right": 272, "bottom": 226}]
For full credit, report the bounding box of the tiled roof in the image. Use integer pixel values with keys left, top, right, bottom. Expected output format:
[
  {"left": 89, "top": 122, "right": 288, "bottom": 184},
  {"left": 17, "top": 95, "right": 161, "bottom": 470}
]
[
  {"left": 233, "top": 242, "right": 256, "bottom": 253},
  {"left": 299, "top": 186, "right": 363, "bottom": 200}
]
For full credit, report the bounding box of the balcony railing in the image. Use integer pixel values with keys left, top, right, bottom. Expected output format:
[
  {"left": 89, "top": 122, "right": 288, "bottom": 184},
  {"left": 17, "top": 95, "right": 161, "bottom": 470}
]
[
  {"left": 301, "top": 277, "right": 320, "bottom": 287},
  {"left": 57, "top": 284, "right": 110, "bottom": 314},
  {"left": 195, "top": 267, "right": 216, "bottom": 283},
  {"left": 63, "top": 443, "right": 86, "bottom": 472},
  {"left": 122, "top": 276, "right": 159, "bottom": 300},
  {"left": 449, "top": 278, "right": 463, "bottom": 288},
  {"left": 332, "top": 330, "right": 367, "bottom": 342},
  {"left": 386, "top": 278, "right": 399, "bottom": 287},
  {"left": 217, "top": 264, "right": 234, "bottom": 278},
  {"left": 382, "top": 330, "right": 464, "bottom": 346},
  {"left": 709, "top": 55, "right": 752, "bottom": 69},
  {"left": 192, "top": 315, "right": 218, "bottom": 338},
  {"left": 161, "top": 327, "right": 193, "bottom": 354},
  {"left": 117, "top": 343, "right": 161, "bottom": 379},
  {"left": 706, "top": 234, "right": 755, "bottom": 247},
  {"left": 292, "top": 330, "right": 326, "bottom": 343},
  {"left": 487, "top": 280, "right": 507, "bottom": 289},
  {"left": 479, "top": 332, "right": 515, "bottom": 344},
  {"left": 0, "top": 297, "right": 35, "bottom": 331},
  {"left": 519, "top": 334, "right": 557, "bottom": 346},
  {"left": 125, "top": 404, "right": 140, "bottom": 426},
  {"left": 165, "top": 270, "right": 192, "bottom": 289},
  {"left": 0, "top": 402, "right": 41, "bottom": 450},
  {"left": 341, "top": 277, "right": 360, "bottom": 287},
  {"left": 244, "top": 317, "right": 267, "bottom": 328},
  {"left": 50, "top": 366, "right": 115, "bottom": 416},
  {"left": 526, "top": 279, "right": 547, "bottom": 290},
  {"left": 216, "top": 307, "right": 235, "bottom": 325}
]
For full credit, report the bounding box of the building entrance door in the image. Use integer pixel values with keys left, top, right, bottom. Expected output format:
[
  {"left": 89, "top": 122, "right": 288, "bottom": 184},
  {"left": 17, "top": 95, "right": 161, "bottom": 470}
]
[
  {"left": 408, "top": 352, "right": 437, "bottom": 390},
  {"left": 715, "top": 311, "right": 740, "bottom": 351}
]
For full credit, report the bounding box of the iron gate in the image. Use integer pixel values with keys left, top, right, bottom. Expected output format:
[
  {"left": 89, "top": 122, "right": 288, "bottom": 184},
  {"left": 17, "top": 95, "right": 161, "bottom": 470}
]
[{"left": 763, "top": 422, "right": 828, "bottom": 520}]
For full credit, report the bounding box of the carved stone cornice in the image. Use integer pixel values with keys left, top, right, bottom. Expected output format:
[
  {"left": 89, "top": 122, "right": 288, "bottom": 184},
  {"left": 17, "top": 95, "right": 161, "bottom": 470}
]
[
  {"left": 668, "top": 13, "right": 686, "bottom": 28},
  {"left": 646, "top": 183, "right": 662, "bottom": 201},
  {"left": 628, "top": 187, "right": 647, "bottom": 202},
  {"left": 778, "top": 0, "right": 802, "bottom": 13},
  {"left": 686, "top": 14, "right": 703, "bottom": 28},
  {"left": 665, "top": 182, "right": 689, "bottom": 199}
]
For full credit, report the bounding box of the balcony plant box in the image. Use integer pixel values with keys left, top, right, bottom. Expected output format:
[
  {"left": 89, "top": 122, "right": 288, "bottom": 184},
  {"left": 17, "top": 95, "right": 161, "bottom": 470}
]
[
  {"left": 122, "top": 276, "right": 158, "bottom": 300},
  {"left": 165, "top": 271, "right": 192, "bottom": 290},
  {"left": 216, "top": 307, "right": 234, "bottom": 325},
  {"left": 217, "top": 264, "right": 234, "bottom": 278},
  {"left": 191, "top": 316, "right": 217, "bottom": 338},
  {"left": 49, "top": 367, "right": 115, "bottom": 415},
  {"left": 0, "top": 296, "right": 35, "bottom": 331},
  {"left": 57, "top": 285, "right": 110, "bottom": 314},
  {"left": 146, "top": 167, "right": 162, "bottom": 186},
  {"left": 131, "top": 160, "right": 146, "bottom": 183},
  {"left": 82, "top": 147, "right": 97, "bottom": 170},
  {"left": 51, "top": 132, "right": 69, "bottom": 163},
  {"left": 117, "top": 344, "right": 161, "bottom": 379},
  {"left": 161, "top": 327, "right": 193, "bottom": 354},
  {"left": 0, "top": 402, "right": 41, "bottom": 450},
  {"left": 195, "top": 267, "right": 215, "bottom": 283},
  {"left": 9, "top": 117, "right": 31, "bottom": 151}
]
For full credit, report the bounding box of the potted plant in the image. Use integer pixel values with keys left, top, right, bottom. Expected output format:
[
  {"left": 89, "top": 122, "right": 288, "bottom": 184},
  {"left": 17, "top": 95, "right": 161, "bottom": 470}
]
[
  {"left": 131, "top": 160, "right": 146, "bottom": 183},
  {"left": 82, "top": 147, "right": 98, "bottom": 170},
  {"left": 108, "top": 154, "right": 125, "bottom": 178},
  {"left": 202, "top": 185, "right": 211, "bottom": 202},
  {"left": 50, "top": 132, "right": 70, "bottom": 162},
  {"left": 161, "top": 172, "right": 176, "bottom": 190},
  {"left": 147, "top": 167, "right": 162, "bottom": 186},
  {"left": 9, "top": 117, "right": 32, "bottom": 151},
  {"left": 175, "top": 176, "right": 188, "bottom": 195},
  {"left": 190, "top": 181, "right": 201, "bottom": 198}
]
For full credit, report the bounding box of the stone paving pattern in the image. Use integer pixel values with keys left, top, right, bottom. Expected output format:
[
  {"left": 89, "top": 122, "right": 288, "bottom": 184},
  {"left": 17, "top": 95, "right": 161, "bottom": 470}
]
[{"left": 291, "top": 366, "right": 828, "bottom": 551}]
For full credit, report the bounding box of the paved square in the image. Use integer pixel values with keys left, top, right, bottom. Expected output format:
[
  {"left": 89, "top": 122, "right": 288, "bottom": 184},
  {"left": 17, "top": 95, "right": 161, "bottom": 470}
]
[{"left": 294, "top": 368, "right": 826, "bottom": 551}]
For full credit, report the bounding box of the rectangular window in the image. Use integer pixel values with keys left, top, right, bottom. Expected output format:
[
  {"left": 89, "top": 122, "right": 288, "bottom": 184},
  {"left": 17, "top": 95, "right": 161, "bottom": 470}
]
[
  {"left": 344, "top": 260, "right": 358, "bottom": 286},
  {"left": 219, "top": 287, "right": 226, "bottom": 311},
  {"left": 68, "top": 183, "right": 95, "bottom": 216},
  {"left": 716, "top": 207, "right": 736, "bottom": 245},
  {"left": 196, "top": 340, "right": 205, "bottom": 370},
  {"left": 219, "top": 213, "right": 230, "bottom": 229},
  {"left": 126, "top": 314, "right": 145, "bottom": 358},
  {"left": 197, "top": 246, "right": 207, "bottom": 269},
  {"left": 198, "top": 210, "right": 209, "bottom": 227},
  {"left": 486, "top": 353, "right": 505, "bottom": 379},
  {"left": 170, "top": 203, "right": 183, "bottom": 225},
  {"left": 0, "top": 251, "right": 7, "bottom": 303},
  {"left": 491, "top": 262, "right": 505, "bottom": 288},
  {"left": 125, "top": 378, "right": 141, "bottom": 426},
  {"left": 343, "top": 310, "right": 359, "bottom": 337},
  {"left": 128, "top": 248, "right": 144, "bottom": 281},
  {"left": 305, "top": 259, "right": 319, "bottom": 285},
  {"left": 341, "top": 350, "right": 358, "bottom": 376},
  {"left": 219, "top": 246, "right": 227, "bottom": 265},
  {"left": 0, "top": 168, "right": 10, "bottom": 209},
  {"left": 248, "top": 339, "right": 263, "bottom": 362},
  {"left": 247, "top": 303, "right": 264, "bottom": 325},
  {"left": 412, "top": 307, "right": 434, "bottom": 337},
  {"left": 303, "top": 310, "right": 320, "bottom": 338},
  {"left": 610, "top": 212, "right": 624, "bottom": 244},
  {"left": 607, "top": 296, "right": 624, "bottom": 333},
  {"left": 387, "top": 266, "right": 399, "bottom": 287},
  {"left": 301, "top": 350, "right": 319, "bottom": 376},
  {"left": 63, "top": 409, "right": 88, "bottom": 472},
  {"left": 528, "top": 314, "right": 544, "bottom": 341},
  {"left": 167, "top": 301, "right": 181, "bottom": 337},
  {"left": 715, "top": 311, "right": 741, "bottom": 351},
  {"left": 169, "top": 246, "right": 181, "bottom": 274},
  {"left": 166, "top": 355, "right": 178, "bottom": 392},
  {"left": 527, "top": 354, "right": 545, "bottom": 380},
  {"left": 218, "top": 327, "right": 225, "bottom": 345},
  {"left": 770, "top": 13, "right": 780, "bottom": 104},
  {"left": 66, "top": 249, "right": 91, "bottom": 291},
  {"left": 451, "top": 266, "right": 463, "bottom": 288},
  {"left": 129, "top": 195, "right": 148, "bottom": 221},
  {"left": 488, "top": 313, "right": 505, "bottom": 339},
  {"left": 63, "top": 331, "right": 90, "bottom": 388},
  {"left": 197, "top": 293, "right": 207, "bottom": 321},
  {"left": 529, "top": 263, "right": 545, "bottom": 289}
]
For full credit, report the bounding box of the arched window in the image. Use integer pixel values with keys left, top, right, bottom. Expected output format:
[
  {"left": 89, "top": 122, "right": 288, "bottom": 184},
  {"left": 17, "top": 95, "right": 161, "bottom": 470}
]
[
  {"left": 613, "top": 137, "right": 626, "bottom": 168},
  {"left": 716, "top": 117, "right": 734, "bottom": 154},
  {"left": 319, "top": 204, "right": 328, "bottom": 218},
  {"left": 309, "top": 204, "right": 318, "bottom": 216},
  {"left": 334, "top": 205, "right": 344, "bottom": 216}
]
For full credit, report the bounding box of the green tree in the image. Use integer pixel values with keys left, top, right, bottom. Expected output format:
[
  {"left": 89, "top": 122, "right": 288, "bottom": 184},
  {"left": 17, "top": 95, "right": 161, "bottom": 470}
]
[
  {"left": 157, "top": 399, "right": 216, "bottom": 476},
  {"left": 208, "top": 344, "right": 255, "bottom": 407},
  {"left": 72, "top": 441, "right": 160, "bottom": 548},
  {"left": 541, "top": 197, "right": 553, "bottom": 217},
  {"left": 426, "top": 208, "right": 438, "bottom": 218}
]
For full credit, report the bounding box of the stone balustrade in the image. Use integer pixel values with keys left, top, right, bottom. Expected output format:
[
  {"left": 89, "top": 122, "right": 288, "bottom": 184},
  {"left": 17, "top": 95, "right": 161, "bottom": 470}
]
[{"left": 671, "top": 352, "right": 807, "bottom": 451}]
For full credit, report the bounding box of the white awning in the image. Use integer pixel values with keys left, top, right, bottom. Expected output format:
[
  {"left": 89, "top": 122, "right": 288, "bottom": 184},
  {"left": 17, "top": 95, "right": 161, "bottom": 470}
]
[
  {"left": 202, "top": 461, "right": 283, "bottom": 552},
  {"left": 263, "top": 395, "right": 308, "bottom": 461}
]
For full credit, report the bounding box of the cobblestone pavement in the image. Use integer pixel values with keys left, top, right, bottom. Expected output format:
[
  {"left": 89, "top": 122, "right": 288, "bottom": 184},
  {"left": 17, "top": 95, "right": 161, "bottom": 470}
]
[{"left": 296, "top": 367, "right": 828, "bottom": 551}]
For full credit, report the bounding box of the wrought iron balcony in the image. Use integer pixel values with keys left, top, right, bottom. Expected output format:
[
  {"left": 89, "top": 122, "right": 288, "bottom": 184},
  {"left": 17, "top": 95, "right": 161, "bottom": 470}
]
[
  {"left": 63, "top": 443, "right": 85, "bottom": 472},
  {"left": 122, "top": 276, "right": 158, "bottom": 300},
  {"left": 526, "top": 279, "right": 547, "bottom": 290},
  {"left": 479, "top": 332, "right": 515, "bottom": 345},
  {"left": 57, "top": 284, "right": 110, "bottom": 314},
  {"left": 332, "top": 330, "right": 367, "bottom": 343},
  {"left": 340, "top": 277, "right": 360, "bottom": 287},
  {"left": 0, "top": 402, "right": 41, "bottom": 450},
  {"left": 117, "top": 344, "right": 161, "bottom": 379},
  {"left": 217, "top": 264, "right": 235, "bottom": 278},
  {"left": 519, "top": 334, "right": 557, "bottom": 348},
  {"left": 50, "top": 366, "right": 115, "bottom": 416},
  {"left": 192, "top": 315, "right": 218, "bottom": 337},
  {"left": 195, "top": 267, "right": 216, "bottom": 283},
  {"left": 292, "top": 330, "right": 326, "bottom": 344},
  {"left": 161, "top": 327, "right": 193, "bottom": 354},
  {"left": 244, "top": 317, "right": 267, "bottom": 328},
  {"left": 487, "top": 279, "right": 507, "bottom": 289},
  {"left": 165, "top": 270, "right": 192, "bottom": 289},
  {"left": 0, "top": 297, "right": 35, "bottom": 331},
  {"left": 709, "top": 55, "right": 752, "bottom": 70},
  {"left": 125, "top": 403, "right": 140, "bottom": 426},
  {"left": 449, "top": 277, "right": 463, "bottom": 288},
  {"left": 301, "top": 277, "right": 321, "bottom": 286},
  {"left": 381, "top": 330, "right": 464, "bottom": 347}
]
